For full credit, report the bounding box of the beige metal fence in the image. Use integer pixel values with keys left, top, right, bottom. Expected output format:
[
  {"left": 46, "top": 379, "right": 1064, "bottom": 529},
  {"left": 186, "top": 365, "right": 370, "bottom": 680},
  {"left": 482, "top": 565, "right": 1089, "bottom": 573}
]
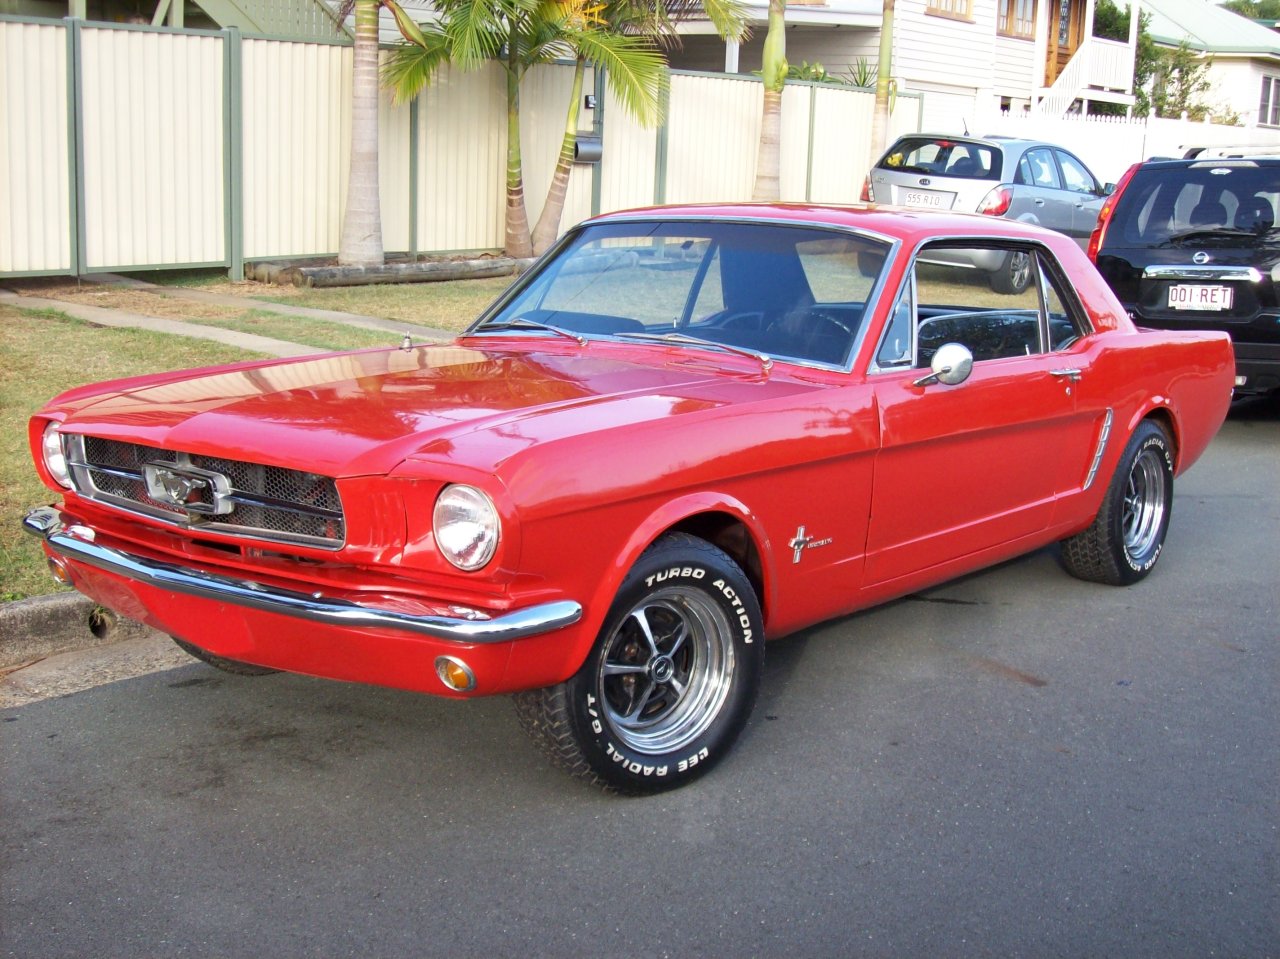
[
  {"left": 0, "top": 15, "right": 922, "bottom": 277},
  {"left": 0, "top": 19, "right": 71, "bottom": 274}
]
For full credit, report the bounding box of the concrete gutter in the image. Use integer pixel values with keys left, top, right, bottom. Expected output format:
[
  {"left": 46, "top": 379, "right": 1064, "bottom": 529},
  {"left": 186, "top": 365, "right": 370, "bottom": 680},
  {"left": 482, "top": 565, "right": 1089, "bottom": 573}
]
[{"left": 0, "top": 592, "right": 153, "bottom": 672}]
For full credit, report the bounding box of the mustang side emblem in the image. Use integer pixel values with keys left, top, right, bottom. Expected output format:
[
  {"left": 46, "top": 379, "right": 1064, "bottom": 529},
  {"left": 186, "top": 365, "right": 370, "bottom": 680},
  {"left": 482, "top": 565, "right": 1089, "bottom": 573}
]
[
  {"left": 788, "top": 525, "right": 833, "bottom": 564},
  {"left": 143, "top": 463, "right": 234, "bottom": 516}
]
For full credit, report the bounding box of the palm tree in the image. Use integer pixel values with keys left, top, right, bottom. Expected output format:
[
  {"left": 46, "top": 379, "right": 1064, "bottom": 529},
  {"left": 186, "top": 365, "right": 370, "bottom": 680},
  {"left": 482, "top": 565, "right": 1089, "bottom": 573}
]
[
  {"left": 752, "top": 0, "right": 785, "bottom": 201},
  {"left": 529, "top": 0, "right": 747, "bottom": 253},
  {"left": 337, "top": 0, "right": 431, "bottom": 267},
  {"left": 386, "top": 0, "right": 745, "bottom": 257},
  {"left": 868, "top": 0, "right": 895, "bottom": 167},
  {"left": 339, "top": 0, "right": 385, "bottom": 266}
]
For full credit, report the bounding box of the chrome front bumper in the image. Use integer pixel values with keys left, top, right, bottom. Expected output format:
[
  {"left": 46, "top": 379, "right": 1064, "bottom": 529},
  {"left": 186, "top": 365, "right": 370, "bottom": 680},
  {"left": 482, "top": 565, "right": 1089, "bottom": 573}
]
[{"left": 23, "top": 507, "right": 582, "bottom": 644}]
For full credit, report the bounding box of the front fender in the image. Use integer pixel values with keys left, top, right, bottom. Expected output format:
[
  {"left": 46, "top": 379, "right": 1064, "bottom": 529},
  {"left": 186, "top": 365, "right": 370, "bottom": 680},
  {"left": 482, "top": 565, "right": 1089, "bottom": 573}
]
[{"left": 509, "top": 491, "right": 779, "bottom": 692}]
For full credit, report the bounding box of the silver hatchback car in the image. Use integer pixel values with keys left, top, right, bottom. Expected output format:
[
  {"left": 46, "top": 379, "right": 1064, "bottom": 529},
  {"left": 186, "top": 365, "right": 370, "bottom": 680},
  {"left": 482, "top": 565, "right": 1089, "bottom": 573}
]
[{"left": 863, "top": 134, "right": 1113, "bottom": 293}]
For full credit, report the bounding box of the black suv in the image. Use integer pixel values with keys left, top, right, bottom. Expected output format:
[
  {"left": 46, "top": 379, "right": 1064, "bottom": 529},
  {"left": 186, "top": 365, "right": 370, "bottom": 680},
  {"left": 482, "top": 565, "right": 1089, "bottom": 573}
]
[{"left": 1089, "top": 157, "right": 1280, "bottom": 397}]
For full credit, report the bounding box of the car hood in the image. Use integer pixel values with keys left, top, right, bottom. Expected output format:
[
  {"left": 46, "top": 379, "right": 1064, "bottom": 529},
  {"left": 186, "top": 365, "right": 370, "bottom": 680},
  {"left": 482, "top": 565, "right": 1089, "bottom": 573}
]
[{"left": 54, "top": 340, "right": 813, "bottom": 478}]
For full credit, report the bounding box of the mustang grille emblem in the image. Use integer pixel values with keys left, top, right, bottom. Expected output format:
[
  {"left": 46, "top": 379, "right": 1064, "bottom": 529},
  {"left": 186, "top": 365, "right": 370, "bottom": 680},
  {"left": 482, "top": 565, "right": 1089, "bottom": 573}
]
[{"left": 143, "top": 463, "right": 234, "bottom": 516}]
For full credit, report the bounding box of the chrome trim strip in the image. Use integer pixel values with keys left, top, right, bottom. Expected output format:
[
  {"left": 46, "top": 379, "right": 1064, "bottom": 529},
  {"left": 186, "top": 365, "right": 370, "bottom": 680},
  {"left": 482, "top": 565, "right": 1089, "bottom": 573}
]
[
  {"left": 23, "top": 507, "right": 582, "bottom": 645},
  {"left": 1142, "top": 265, "right": 1263, "bottom": 282},
  {"left": 1083, "top": 408, "right": 1114, "bottom": 491}
]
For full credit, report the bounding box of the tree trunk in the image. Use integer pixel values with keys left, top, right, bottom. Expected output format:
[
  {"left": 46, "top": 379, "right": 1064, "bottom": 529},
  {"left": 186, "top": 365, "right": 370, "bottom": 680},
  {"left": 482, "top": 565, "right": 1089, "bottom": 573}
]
[
  {"left": 338, "top": 0, "right": 385, "bottom": 267},
  {"left": 530, "top": 57, "right": 586, "bottom": 256},
  {"left": 752, "top": 0, "right": 786, "bottom": 202},
  {"left": 504, "top": 46, "right": 534, "bottom": 259},
  {"left": 869, "top": 0, "right": 896, "bottom": 171}
]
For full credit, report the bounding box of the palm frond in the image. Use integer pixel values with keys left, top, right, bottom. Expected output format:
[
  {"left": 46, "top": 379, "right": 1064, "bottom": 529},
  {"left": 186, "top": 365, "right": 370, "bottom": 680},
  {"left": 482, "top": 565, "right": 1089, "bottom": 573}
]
[
  {"left": 442, "top": 0, "right": 508, "bottom": 68},
  {"left": 382, "top": 36, "right": 451, "bottom": 103},
  {"left": 383, "top": 0, "right": 432, "bottom": 47},
  {"left": 569, "top": 29, "right": 668, "bottom": 126},
  {"left": 697, "top": 0, "right": 750, "bottom": 42}
]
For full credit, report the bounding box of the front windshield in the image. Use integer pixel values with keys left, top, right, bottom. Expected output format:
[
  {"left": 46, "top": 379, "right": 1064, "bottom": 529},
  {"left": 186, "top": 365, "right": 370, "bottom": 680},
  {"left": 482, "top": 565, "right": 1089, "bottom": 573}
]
[{"left": 473, "top": 221, "right": 892, "bottom": 367}]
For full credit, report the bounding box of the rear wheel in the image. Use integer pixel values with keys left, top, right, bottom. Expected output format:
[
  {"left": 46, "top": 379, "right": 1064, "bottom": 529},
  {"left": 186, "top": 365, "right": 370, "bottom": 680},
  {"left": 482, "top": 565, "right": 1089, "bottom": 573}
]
[
  {"left": 171, "top": 637, "right": 280, "bottom": 676},
  {"left": 513, "top": 533, "right": 764, "bottom": 793},
  {"left": 989, "top": 250, "right": 1032, "bottom": 294},
  {"left": 1061, "top": 420, "right": 1174, "bottom": 586}
]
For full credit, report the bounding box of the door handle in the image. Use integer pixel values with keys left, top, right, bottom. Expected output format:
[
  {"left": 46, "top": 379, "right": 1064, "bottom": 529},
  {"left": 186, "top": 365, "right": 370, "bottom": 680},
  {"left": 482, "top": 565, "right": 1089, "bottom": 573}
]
[
  {"left": 1034, "top": 198, "right": 1045, "bottom": 206},
  {"left": 1051, "top": 368, "right": 1082, "bottom": 382}
]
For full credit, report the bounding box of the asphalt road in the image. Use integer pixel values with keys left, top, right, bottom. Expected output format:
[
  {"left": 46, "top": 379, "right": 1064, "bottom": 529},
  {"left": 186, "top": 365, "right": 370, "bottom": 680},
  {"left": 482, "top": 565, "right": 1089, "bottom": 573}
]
[{"left": 3, "top": 402, "right": 1277, "bottom": 959}]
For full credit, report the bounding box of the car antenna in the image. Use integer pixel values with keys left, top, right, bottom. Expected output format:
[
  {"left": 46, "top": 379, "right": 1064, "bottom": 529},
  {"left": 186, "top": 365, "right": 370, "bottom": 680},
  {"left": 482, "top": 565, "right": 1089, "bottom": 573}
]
[
  {"left": 400, "top": 331, "right": 413, "bottom": 351},
  {"left": 962, "top": 118, "right": 970, "bottom": 135}
]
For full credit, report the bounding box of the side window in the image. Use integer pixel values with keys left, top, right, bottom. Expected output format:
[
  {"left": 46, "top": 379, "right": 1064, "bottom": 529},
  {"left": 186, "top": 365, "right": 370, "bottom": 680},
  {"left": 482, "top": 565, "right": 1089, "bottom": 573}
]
[
  {"left": 873, "top": 244, "right": 1088, "bottom": 371},
  {"left": 1057, "top": 151, "right": 1098, "bottom": 195},
  {"left": 1042, "top": 261, "right": 1088, "bottom": 350},
  {"left": 1021, "top": 148, "right": 1062, "bottom": 190},
  {"left": 876, "top": 279, "right": 915, "bottom": 368}
]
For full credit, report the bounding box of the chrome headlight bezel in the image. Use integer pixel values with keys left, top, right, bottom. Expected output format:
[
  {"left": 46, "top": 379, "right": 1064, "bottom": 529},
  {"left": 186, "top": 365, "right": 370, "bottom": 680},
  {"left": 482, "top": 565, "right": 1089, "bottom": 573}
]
[
  {"left": 41, "top": 421, "right": 72, "bottom": 489},
  {"left": 432, "top": 484, "right": 500, "bottom": 571}
]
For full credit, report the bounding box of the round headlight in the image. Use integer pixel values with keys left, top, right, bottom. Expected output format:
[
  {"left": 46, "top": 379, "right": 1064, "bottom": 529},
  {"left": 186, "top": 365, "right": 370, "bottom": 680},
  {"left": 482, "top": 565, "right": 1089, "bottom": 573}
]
[
  {"left": 42, "top": 422, "right": 72, "bottom": 489},
  {"left": 433, "top": 485, "right": 500, "bottom": 571}
]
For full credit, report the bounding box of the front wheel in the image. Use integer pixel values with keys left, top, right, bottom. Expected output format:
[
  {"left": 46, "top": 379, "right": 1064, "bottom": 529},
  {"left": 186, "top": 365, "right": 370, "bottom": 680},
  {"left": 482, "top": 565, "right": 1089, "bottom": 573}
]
[
  {"left": 514, "top": 533, "right": 764, "bottom": 793},
  {"left": 172, "top": 637, "right": 280, "bottom": 676},
  {"left": 1061, "top": 420, "right": 1174, "bottom": 585}
]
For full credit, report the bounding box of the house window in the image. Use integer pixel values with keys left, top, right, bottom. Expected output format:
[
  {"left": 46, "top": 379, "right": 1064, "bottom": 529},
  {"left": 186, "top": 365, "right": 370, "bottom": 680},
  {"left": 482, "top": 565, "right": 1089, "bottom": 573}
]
[
  {"left": 927, "top": 0, "right": 974, "bottom": 21},
  {"left": 1260, "top": 76, "right": 1280, "bottom": 127},
  {"left": 998, "top": 0, "right": 1036, "bottom": 39}
]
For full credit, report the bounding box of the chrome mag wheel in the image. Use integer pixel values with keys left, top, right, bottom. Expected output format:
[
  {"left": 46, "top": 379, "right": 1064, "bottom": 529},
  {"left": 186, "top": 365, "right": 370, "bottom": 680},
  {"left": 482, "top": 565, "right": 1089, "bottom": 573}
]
[
  {"left": 1122, "top": 445, "right": 1168, "bottom": 562},
  {"left": 597, "top": 586, "right": 735, "bottom": 756}
]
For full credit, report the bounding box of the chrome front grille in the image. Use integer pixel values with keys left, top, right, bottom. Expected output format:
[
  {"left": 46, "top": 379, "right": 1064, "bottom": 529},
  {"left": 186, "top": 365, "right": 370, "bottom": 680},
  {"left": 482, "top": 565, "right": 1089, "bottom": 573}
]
[{"left": 66, "top": 436, "right": 345, "bottom": 549}]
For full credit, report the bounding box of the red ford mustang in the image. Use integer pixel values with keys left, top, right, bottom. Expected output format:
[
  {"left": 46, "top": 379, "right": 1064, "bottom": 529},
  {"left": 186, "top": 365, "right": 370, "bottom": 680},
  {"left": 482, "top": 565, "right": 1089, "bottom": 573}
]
[{"left": 24, "top": 205, "right": 1234, "bottom": 792}]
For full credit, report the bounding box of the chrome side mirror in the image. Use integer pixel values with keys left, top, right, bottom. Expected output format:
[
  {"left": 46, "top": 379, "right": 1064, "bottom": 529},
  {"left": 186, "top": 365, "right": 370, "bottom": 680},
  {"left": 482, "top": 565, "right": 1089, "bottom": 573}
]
[{"left": 913, "top": 342, "right": 974, "bottom": 387}]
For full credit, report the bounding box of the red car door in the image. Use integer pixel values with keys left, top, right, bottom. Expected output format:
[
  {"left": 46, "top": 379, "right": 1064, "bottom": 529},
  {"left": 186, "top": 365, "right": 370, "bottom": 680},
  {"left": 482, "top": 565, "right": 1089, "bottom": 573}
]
[{"left": 862, "top": 243, "right": 1096, "bottom": 585}]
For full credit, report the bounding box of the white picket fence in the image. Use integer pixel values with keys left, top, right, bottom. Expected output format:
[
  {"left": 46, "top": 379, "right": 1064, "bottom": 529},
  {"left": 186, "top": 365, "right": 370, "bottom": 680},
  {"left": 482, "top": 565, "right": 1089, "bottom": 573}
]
[{"left": 976, "top": 110, "right": 1280, "bottom": 185}]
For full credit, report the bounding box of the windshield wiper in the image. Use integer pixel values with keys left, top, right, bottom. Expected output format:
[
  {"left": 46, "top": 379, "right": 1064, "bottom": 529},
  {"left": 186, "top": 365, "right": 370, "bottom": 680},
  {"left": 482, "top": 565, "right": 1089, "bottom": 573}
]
[
  {"left": 614, "top": 331, "right": 773, "bottom": 372},
  {"left": 465, "top": 317, "right": 586, "bottom": 346}
]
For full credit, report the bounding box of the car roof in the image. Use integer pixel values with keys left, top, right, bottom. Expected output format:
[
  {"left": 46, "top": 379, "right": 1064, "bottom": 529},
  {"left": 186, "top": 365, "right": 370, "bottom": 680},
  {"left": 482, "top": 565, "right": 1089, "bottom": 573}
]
[
  {"left": 1135, "top": 156, "right": 1280, "bottom": 170},
  {"left": 888, "top": 132, "right": 1047, "bottom": 151},
  {"left": 586, "top": 202, "right": 1067, "bottom": 245}
]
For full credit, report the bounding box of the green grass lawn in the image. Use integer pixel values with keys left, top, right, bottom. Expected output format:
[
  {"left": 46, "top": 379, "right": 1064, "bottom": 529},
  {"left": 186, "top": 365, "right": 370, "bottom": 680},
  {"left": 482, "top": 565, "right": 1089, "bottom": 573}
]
[
  {"left": 252, "top": 275, "right": 514, "bottom": 334},
  {"left": 1, "top": 307, "right": 265, "bottom": 601}
]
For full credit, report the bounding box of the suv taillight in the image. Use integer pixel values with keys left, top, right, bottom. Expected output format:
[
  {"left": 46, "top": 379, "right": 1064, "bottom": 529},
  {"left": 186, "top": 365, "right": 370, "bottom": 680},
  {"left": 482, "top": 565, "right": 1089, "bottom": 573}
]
[
  {"left": 1087, "top": 163, "right": 1140, "bottom": 263},
  {"left": 977, "top": 186, "right": 1012, "bottom": 217},
  {"left": 860, "top": 177, "right": 872, "bottom": 203}
]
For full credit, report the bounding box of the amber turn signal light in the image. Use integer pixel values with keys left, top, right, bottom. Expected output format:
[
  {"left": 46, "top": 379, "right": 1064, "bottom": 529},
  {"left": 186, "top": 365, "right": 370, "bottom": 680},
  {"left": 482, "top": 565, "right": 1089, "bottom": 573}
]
[{"left": 435, "top": 656, "right": 476, "bottom": 692}]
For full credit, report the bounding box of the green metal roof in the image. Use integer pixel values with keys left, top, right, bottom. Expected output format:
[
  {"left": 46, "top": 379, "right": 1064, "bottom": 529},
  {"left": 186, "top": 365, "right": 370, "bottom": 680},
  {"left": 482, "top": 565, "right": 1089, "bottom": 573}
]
[{"left": 1143, "top": 0, "right": 1280, "bottom": 56}]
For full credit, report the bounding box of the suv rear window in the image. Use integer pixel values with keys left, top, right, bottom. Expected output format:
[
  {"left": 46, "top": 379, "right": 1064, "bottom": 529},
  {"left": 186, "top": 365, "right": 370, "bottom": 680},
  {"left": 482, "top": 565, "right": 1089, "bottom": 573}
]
[
  {"left": 1107, "top": 162, "right": 1280, "bottom": 247},
  {"left": 877, "top": 137, "right": 1002, "bottom": 181}
]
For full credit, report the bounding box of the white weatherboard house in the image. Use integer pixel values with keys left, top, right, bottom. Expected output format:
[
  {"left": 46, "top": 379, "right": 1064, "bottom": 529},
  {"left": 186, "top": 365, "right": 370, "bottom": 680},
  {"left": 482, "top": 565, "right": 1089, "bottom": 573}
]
[
  {"left": 1141, "top": 0, "right": 1280, "bottom": 129},
  {"left": 667, "top": 0, "right": 1141, "bottom": 124}
]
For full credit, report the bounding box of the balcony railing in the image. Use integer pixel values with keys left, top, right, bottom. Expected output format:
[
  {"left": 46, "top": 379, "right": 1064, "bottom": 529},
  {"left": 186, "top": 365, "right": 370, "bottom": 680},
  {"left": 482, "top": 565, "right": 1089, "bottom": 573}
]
[{"left": 1038, "top": 37, "right": 1135, "bottom": 116}]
